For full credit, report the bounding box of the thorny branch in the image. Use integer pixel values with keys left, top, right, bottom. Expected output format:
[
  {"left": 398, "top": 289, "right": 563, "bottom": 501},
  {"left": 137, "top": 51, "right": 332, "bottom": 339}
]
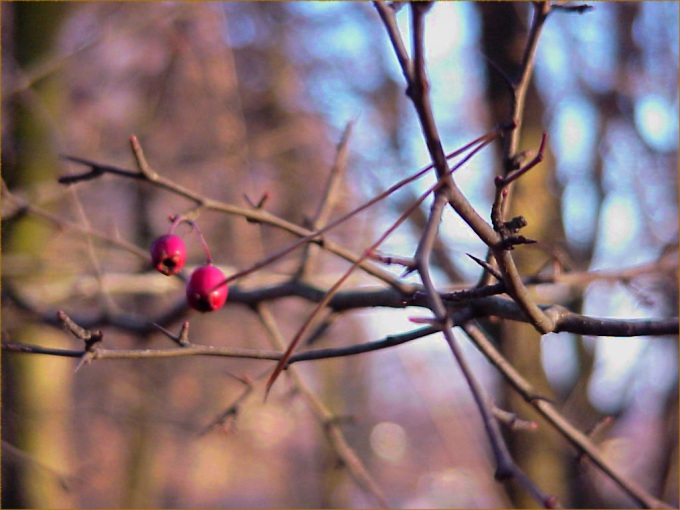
[
  {"left": 57, "top": 126, "right": 503, "bottom": 296},
  {"left": 413, "top": 187, "right": 555, "bottom": 504},
  {"left": 462, "top": 322, "right": 672, "bottom": 509},
  {"left": 3, "top": 3, "right": 677, "bottom": 508},
  {"left": 374, "top": 1, "right": 557, "bottom": 336},
  {"left": 264, "top": 152, "right": 458, "bottom": 396},
  {"left": 59, "top": 153, "right": 411, "bottom": 293},
  {"left": 371, "top": 1, "right": 676, "bottom": 507},
  {"left": 4, "top": 301, "right": 677, "bottom": 365},
  {"left": 4, "top": 257, "right": 677, "bottom": 346}
]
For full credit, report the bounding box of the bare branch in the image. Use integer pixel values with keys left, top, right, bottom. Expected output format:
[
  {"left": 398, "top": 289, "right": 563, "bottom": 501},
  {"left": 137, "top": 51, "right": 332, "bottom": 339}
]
[
  {"left": 198, "top": 374, "right": 255, "bottom": 437},
  {"left": 257, "top": 304, "right": 389, "bottom": 508},
  {"left": 462, "top": 321, "right": 672, "bottom": 509},
  {"left": 412, "top": 189, "right": 555, "bottom": 503},
  {"left": 373, "top": 2, "right": 413, "bottom": 84},
  {"left": 59, "top": 156, "right": 143, "bottom": 183},
  {"left": 129, "top": 134, "right": 159, "bottom": 181},
  {"left": 1, "top": 182, "right": 149, "bottom": 260},
  {"left": 265, "top": 166, "right": 442, "bottom": 396},
  {"left": 296, "top": 120, "right": 353, "bottom": 279}
]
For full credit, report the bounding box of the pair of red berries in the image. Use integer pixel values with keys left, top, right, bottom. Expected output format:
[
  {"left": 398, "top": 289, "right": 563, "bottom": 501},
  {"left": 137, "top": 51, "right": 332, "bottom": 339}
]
[{"left": 150, "top": 224, "right": 229, "bottom": 312}]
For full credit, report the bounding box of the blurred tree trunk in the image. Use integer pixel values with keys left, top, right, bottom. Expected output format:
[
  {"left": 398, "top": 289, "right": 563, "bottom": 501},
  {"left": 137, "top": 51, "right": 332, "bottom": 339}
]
[
  {"left": 478, "top": 3, "right": 570, "bottom": 506},
  {"left": 1, "top": 3, "right": 74, "bottom": 508}
]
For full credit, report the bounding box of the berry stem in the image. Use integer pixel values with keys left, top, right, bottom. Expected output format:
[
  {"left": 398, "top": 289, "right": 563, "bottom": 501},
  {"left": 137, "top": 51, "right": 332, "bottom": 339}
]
[
  {"left": 168, "top": 214, "right": 185, "bottom": 235},
  {"left": 166, "top": 214, "right": 214, "bottom": 265},
  {"left": 189, "top": 221, "right": 213, "bottom": 265}
]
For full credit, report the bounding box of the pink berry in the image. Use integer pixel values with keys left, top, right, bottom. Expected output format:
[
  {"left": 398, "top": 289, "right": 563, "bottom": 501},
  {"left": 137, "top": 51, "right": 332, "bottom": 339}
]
[
  {"left": 151, "top": 234, "right": 187, "bottom": 276},
  {"left": 186, "top": 265, "right": 228, "bottom": 312}
]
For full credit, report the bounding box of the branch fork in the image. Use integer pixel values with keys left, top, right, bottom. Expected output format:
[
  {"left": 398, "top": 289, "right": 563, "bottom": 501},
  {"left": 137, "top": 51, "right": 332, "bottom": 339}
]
[{"left": 58, "top": 310, "right": 103, "bottom": 371}]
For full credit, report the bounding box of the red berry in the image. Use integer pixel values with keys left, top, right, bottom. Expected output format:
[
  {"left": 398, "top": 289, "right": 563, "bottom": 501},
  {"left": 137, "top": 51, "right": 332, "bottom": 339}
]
[
  {"left": 151, "top": 234, "right": 187, "bottom": 276},
  {"left": 186, "top": 265, "right": 228, "bottom": 312}
]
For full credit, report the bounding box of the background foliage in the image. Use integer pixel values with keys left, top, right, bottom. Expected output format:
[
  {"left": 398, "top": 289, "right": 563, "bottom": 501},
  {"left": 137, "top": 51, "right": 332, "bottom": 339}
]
[{"left": 2, "top": 2, "right": 678, "bottom": 508}]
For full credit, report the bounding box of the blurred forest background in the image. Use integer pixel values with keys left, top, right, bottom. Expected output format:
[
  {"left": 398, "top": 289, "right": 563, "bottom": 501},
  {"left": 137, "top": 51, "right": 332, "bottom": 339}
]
[{"left": 2, "top": 2, "right": 678, "bottom": 508}]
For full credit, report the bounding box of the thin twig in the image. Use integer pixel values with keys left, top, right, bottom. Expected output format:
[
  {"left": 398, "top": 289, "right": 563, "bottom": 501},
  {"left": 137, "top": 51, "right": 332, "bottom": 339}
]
[
  {"left": 59, "top": 127, "right": 502, "bottom": 295},
  {"left": 197, "top": 375, "right": 255, "bottom": 437},
  {"left": 511, "top": 2, "right": 551, "bottom": 159},
  {"left": 462, "top": 321, "right": 672, "bottom": 509},
  {"left": 256, "top": 303, "right": 389, "bottom": 508},
  {"left": 412, "top": 190, "right": 556, "bottom": 505},
  {"left": 2, "top": 340, "right": 282, "bottom": 361},
  {"left": 60, "top": 156, "right": 143, "bottom": 183},
  {"left": 474, "top": 3, "right": 560, "bottom": 334},
  {"left": 214, "top": 128, "right": 502, "bottom": 292},
  {"left": 491, "top": 133, "right": 548, "bottom": 232},
  {"left": 265, "top": 165, "right": 447, "bottom": 396},
  {"left": 1, "top": 182, "right": 149, "bottom": 260},
  {"left": 129, "top": 135, "right": 159, "bottom": 181},
  {"left": 296, "top": 120, "right": 353, "bottom": 279},
  {"left": 1, "top": 324, "right": 439, "bottom": 366},
  {"left": 373, "top": 2, "right": 413, "bottom": 85},
  {"left": 4, "top": 304, "right": 675, "bottom": 370},
  {"left": 496, "top": 132, "right": 549, "bottom": 187},
  {"left": 5, "top": 273, "right": 677, "bottom": 344},
  {"left": 263, "top": 130, "right": 504, "bottom": 394},
  {"left": 57, "top": 310, "right": 103, "bottom": 372}
]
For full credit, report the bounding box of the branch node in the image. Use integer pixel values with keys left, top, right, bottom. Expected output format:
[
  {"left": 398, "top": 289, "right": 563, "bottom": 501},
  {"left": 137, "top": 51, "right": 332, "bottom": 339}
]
[
  {"left": 58, "top": 310, "right": 103, "bottom": 349},
  {"left": 503, "top": 215, "right": 528, "bottom": 234},
  {"left": 500, "top": 234, "right": 537, "bottom": 251},
  {"left": 497, "top": 132, "right": 549, "bottom": 187},
  {"left": 58, "top": 311, "right": 103, "bottom": 371}
]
